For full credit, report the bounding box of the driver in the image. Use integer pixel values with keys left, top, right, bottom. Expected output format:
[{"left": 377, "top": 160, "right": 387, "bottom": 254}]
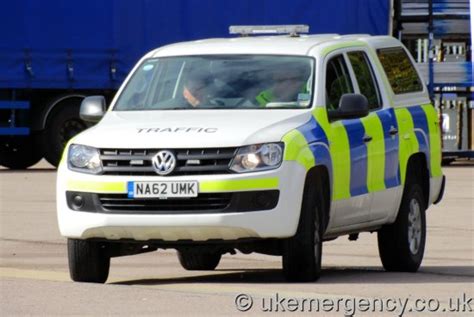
[{"left": 182, "top": 71, "right": 212, "bottom": 108}]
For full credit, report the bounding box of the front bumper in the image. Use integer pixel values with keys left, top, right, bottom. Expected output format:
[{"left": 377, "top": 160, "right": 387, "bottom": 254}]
[{"left": 57, "top": 161, "right": 306, "bottom": 241}]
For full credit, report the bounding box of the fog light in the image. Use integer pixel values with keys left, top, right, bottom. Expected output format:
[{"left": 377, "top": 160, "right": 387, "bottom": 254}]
[{"left": 72, "top": 195, "right": 84, "bottom": 209}]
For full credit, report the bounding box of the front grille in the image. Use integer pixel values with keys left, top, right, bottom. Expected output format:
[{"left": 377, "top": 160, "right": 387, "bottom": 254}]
[
  {"left": 98, "top": 193, "right": 232, "bottom": 213},
  {"left": 66, "top": 190, "right": 279, "bottom": 214},
  {"left": 100, "top": 148, "right": 238, "bottom": 176}
]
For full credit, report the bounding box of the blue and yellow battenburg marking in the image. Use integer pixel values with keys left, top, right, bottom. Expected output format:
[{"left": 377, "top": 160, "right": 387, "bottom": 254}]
[{"left": 282, "top": 104, "right": 442, "bottom": 201}]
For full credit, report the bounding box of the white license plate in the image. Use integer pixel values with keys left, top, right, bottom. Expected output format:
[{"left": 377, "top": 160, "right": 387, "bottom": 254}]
[{"left": 127, "top": 181, "right": 198, "bottom": 198}]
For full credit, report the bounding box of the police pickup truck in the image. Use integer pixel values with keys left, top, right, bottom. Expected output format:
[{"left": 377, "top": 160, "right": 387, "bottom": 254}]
[{"left": 57, "top": 25, "right": 445, "bottom": 283}]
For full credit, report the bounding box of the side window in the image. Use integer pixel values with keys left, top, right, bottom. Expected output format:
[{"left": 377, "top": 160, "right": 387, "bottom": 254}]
[
  {"left": 347, "top": 51, "right": 381, "bottom": 110},
  {"left": 325, "top": 55, "right": 354, "bottom": 110},
  {"left": 377, "top": 47, "right": 423, "bottom": 94}
]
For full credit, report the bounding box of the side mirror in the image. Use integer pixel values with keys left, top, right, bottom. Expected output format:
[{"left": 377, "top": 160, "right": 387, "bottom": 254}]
[
  {"left": 328, "top": 93, "right": 369, "bottom": 120},
  {"left": 80, "top": 96, "right": 106, "bottom": 123}
]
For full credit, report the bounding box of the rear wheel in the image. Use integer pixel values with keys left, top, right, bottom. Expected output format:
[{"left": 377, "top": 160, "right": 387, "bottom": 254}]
[
  {"left": 177, "top": 251, "right": 221, "bottom": 270},
  {"left": 43, "top": 98, "right": 88, "bottom": 167},
  {"left": 282, "top": 176, "right": 324, "bottom": 282},
  {"left": 378, "top": 182, "right": 426, "bottom": 272},
  {"left": 0, "top": 136, "right": 43, "bottom": 169},
  {"left": 68, "top": 239, "right": 110, "bottom": 283}
]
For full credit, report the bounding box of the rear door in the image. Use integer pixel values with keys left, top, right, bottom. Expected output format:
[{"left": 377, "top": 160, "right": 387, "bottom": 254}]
[{"left": 346, "top": 49, "right": 401, "bottom": 222}]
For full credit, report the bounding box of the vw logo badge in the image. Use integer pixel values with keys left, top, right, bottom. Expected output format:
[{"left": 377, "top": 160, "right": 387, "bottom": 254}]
[{"left": 152, "top": 150, "right": 176, "bottom": 175}]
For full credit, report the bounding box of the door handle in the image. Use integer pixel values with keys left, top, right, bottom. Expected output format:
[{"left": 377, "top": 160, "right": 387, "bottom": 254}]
[
  {"left": 389, "top": 127, "right": 398, "bottom": 136},
  {"left": 363, "top": 134, "right": 373, "bottom": 143}
]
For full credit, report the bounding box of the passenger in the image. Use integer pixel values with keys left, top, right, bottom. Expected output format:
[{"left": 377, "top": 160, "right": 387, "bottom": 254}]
[{"left": 256, "top": 67, "right": 310, "bottom": 107}]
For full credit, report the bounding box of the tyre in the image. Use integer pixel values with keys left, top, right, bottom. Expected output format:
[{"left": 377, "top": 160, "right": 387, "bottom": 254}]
[
  {"left": 378, "top": 183, "right": 426, "bottom": 272},
  {"left": 177, "top": 251, "right": 221, "bottom": 270},
  {"left": 282, "top": 176, "right": 324, "bottom": 282},
  {"left": 43, "top": 98, "right": 88, "bottom": 167},
  {"left": 68, "top": 239, "right": 110, "bottom": 283},
  {"left": 0, "top": 136, "right": 43, "bottom": 169}
]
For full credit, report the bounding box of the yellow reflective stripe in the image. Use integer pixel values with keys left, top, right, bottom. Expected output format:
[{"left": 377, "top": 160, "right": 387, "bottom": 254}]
[
  {"left": 66, "top": 180, "right": 127, "bottom": 193},
  {"left": 282, "top": 129, "right": 315, "bottom": 171},
  {"left": 200, "top": 178, "right": 279, "bottom": 192},
  {"left": 328, "top": 121, "right": 351, "bottom": 200},
  {"left": 321, "top": 41, "right": 366, "bottom": 56},
  {"left": 394, "top": 108, "right": 419, "bottom": 184},
  {"left": 421, "top": 103, "right": 443, "bottom": 177},
  {"left": 313, "top": 108, "right": 351, "bottom": 200},
  {"left": 66, "top": 178, "right": 279, "bottom": 194},
  {"left": 361, "top": 113, "right": 386, "bottom": 192}
]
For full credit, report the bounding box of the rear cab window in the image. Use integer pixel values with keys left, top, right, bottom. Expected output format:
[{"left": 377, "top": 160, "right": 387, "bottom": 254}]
[{"left": 376, "top": 47, "right": 423, "bottom": 95}]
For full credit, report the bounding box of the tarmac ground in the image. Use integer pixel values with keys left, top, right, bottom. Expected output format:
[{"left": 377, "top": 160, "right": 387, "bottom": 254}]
[{"left": 0, "top": 160, "right": 473, "bottom": 316}]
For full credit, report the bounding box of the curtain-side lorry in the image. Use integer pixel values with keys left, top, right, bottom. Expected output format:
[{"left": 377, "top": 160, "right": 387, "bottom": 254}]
[{"left": 0, "top": 0, "right": 391, "bottom": 169}]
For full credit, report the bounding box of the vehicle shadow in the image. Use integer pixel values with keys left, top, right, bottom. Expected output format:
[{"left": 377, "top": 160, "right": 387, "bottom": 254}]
[
  {"left": 444, "top": 160, "right": 474, "bottom": 168},
  {"left": 111, "top": 265, "right": 474, "bottom": 286}
]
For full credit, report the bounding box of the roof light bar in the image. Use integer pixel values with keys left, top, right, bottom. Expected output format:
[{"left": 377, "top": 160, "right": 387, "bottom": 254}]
[{"left": 229, "top": 25, "right": 309, "bottom": 37}]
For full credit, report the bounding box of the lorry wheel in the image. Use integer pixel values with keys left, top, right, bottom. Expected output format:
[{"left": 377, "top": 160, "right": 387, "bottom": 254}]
[
  {"left": 0, "top": 136, "right": 43, "bottom": 169},
  {"left": 43, "top": 100, "right": 87, "bottom": 167},
  {"left": 282, "top": 176, "right": 323, "bottom": 282},
  {"left": 177, "top": 251, "right": 221, "bottom": 270},
  {"left": 377, "top": 183, "right": 426, "bottom": 272},
  {"left": 68, "top": 239, "right": 110, "bottom": 283}
]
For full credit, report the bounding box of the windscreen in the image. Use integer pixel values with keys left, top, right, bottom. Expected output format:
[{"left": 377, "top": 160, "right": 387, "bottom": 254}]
[{"left": 114, "top": 55, "right": 314, "bottom": 110}]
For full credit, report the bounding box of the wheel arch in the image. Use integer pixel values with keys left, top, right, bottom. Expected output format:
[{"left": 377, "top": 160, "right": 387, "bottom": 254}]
[
  {"left": 405, "top": 152, "right": 430, "bottom": 210},
  {"left": 305, "top": 164, "right": 331, "bottom": 233}
]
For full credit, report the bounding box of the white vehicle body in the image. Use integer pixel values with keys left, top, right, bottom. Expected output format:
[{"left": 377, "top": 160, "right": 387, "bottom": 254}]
[
  {"left": 57, "top": 34, "right": 444, "bottom": 244},
  {"left": 58, "top": 29, "right": 447, "bottom": 283}
]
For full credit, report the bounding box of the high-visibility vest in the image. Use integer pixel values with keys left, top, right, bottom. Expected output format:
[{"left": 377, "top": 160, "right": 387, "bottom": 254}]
[
  {"left": 255, "top": 85, "right": 308, "bottom": 106},
  {"left": 255, "top": 90, "right": 275, "bottom": 106}
]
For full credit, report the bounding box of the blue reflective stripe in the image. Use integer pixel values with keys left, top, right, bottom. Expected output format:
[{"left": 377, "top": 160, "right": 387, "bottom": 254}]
[
  {"left": 343, "top": 119, "right": 368, "bottom": 196},
  {"left": 0, "top": 101, "right": 30, "bottom": 109},
  {"left": 0, "top": 127, "right": 30, "bottom": 135},
  {"left": 407, "top": 105, "right": 431, "bottom": 176},
  {"left": 414, "top": 128, "right": 429, "bottom": 162},
  {"left": 309, "top": 142, "right": 333, "bottom": 191},
  {"left": 297, "top": 116, "right": 333, "bottom": 190},
  {"left": 297, "top": 116, "right": 320, "bottom": 143},
  {"left": 376, "top": 108, "right": 400, "bottom": 188}
]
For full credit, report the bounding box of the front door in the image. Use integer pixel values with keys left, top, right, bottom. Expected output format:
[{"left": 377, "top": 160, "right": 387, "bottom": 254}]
[{"left": 322, "top": 52, "right": 372, "bottom": 228}]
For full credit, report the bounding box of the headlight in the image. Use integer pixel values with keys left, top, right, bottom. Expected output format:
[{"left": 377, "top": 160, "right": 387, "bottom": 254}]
[
  {"left": 68, "top": 144, "right": 102, "bottom": 174},
  {"left": 230, "top": 143, "right": 283, "bottom": 173}
]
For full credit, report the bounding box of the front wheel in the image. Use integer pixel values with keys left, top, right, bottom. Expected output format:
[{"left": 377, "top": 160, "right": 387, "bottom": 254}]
[
  {"left": 378, "top": 183, "right": 426, "bottom": 272},
  {"left": 68, "top": 239, "right": 110, "bottom": 283},
  {"left": 282, "top": 177, "right": 324, "bottom": 282}
]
